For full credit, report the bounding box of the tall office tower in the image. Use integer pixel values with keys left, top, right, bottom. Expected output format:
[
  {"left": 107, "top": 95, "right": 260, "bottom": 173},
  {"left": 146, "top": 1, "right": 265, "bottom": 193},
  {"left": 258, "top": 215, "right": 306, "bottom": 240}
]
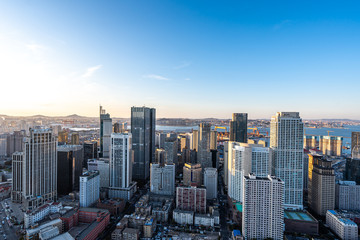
[
  {"left": 79, "top": 171, "right": 100, "bottom": 207},
  {"left": 156, "top": 132, "right": 166, "bottom": 149},
  {"left": 319, "top": 136, "right": 343, "bottom": 156},
  {"left": 58, "top": 130, "right": 68, "bottom": 144},
  {"left": 113, "top": 122, "right": 121, "bottom": 133},
  {"left": 345, "top": 158, "right": 360, "bottom": 184},
  {"left": 192, "top": 130, "right": 199, "bottom": 150},
  {"left": 0, "top": 134, "right": 7, "bottom": 157},
  {"left": 310, "top": 156, "right": 335, "bottom": 216},
  {"left": 131, "top": 106, "right": 156, "bottom": 181},
  {"left": 198, "top": 123, "right": 212, "bottom": 168},
  {"left": 57, "top": 145, "right": 83, "bottom": 195},
  {"left": 230, "top": 113, "right": 248, "bottom": 143},
  {"left": 210, "top": 130, "right": 217, "bottom": 150},
  {"left": 351, "top": 132, "right": 360, "bottom": 158},
  {"left": 304, "top": 135, "right": 318, "bottom": 150},
  {"left": 164, "top": 136, "right": 178, "bottom": 165},
  {"left": 100, "top": 106, "right": 112, "bottom": 158},
  {"left": 87, "top": 158, "right": 110, "bottom": 188},
  {"left": 270, "top": 112, "right": 304, "bottom": 210},
  {"left": 11, "top": 152, "right": 23, "bottom": 203},
  {"left": 70, "top": 132, "right": 80, "bottom": 145},
  {"left": 183, "top": 163, "right": 202, "bottom": 187},
  {"left": 308, "top": 154, "right": 322, "bottom": 205},
  {"left": 109, "top": 133, "right": 137, "bottom": 200},
  {"left": 303, "top": 152, "right": 309, "bottom": 191},
  {"left": 6, "top": 130, "right": 25, "bottom": 157},
  {"left": 155, "top": 149, "right": 166, "bottom": 165},
  {"left": 83, "top": 141, "right": 98, "bottom": 167},
  {"left": 223, "top": 142, "right": 229, "bottom": 187},
  {"left": 336, "top": 181, "right": 360, "bottom": 210},
  {"left": 227, "top": 142, "right": 272, "bottom": 203},
  {"left": 150, "top": 163, "right": 175, "bottom": 196},
  {"left": 242, "top": 174, "right": 284, "bottom": 240},
  {"left": 22, "top": 128, "right": 58, "bottom": 210},
  {"left": 176, "top": 186, "right": 206, "bottom": 213},
  {"left": 204, "top": 168, "right": 218, "bottom": 199},
  {"left": 210, "top": 149, "right": 219, "bottom": 168}
]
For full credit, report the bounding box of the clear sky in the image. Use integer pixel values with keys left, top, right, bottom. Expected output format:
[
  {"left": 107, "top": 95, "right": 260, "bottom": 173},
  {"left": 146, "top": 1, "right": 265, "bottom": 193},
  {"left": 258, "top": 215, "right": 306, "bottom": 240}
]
[{"left": 1, "top": 1, "right": 360, "bottom": 119}]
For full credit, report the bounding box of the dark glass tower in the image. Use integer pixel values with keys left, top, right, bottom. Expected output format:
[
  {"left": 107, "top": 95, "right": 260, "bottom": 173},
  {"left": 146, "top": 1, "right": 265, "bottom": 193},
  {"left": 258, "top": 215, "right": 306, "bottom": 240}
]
[
  {"left": 100, "top": 106, "right": 112, "bottom": 158},
  {"left": 131, "top": 106, "right": 156, "bottom": 181},
  {"left": 345, "top": 157, "right": 360, "bottom": 184},
  {"left": 351, "top": 132, "right": 360, "bottom": 158},
  {"left": 230, "top": 113, "right": 248, "bottom": 143}
]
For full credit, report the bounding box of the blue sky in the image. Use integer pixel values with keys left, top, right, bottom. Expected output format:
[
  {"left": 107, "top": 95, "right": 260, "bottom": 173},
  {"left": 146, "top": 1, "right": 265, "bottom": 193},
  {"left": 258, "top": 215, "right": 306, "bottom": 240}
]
[{"left": 0, "top": 1, "right": 360, "bottom": 119}]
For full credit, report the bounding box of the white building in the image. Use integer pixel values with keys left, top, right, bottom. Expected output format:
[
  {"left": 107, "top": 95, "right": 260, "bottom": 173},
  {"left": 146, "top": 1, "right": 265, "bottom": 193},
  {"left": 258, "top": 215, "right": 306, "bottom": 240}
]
[
  {"left": 87, "top": 158, "right": 110, "bottom": 188},
  {"left": 336, "top": 181, "right": 360, "bottom": 210},
  {"left": 204, "top": 168, "right": 218, "bottom": 199},
  {"left": 242, "top": 174, "right": 284, "bottom": 240},
  {"left": 326, "top": 210, "right": 358, "bottom": 240},
  {"left": 24, "top": 202, "right": 63, "bottom": 228},
  {"left": 173, "top": 209, "right": 194, "bottom": 225},
  {"left": 80, "top": 171, "right": 100, "bottom": 207},
  {"left": 227, "top": 142, "right": 271, "bottom": 203},
  {"left": 270, "top": 112, "right": 304, "bottom": 210},
  {"left": 11, "top": 151, "right": 23, "bottom": 202},
  {"left": 100, "top": 106, "right": 112, "bottom": 158},
  {"left": 150, "top": 163, "right": 175, "bottom": 196},
  {"left": 108, "top": 133, "right": 137, "bottom": 200},
  {"left": 194, "top": 213, "right": 215, "bottom": 227}
]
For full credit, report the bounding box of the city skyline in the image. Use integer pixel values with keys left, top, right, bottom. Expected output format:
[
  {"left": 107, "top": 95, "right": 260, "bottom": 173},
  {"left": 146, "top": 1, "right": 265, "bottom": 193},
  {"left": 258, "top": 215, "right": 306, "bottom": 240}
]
[{"left": 1, "top": 1, "right": 360, "bottom": 119}]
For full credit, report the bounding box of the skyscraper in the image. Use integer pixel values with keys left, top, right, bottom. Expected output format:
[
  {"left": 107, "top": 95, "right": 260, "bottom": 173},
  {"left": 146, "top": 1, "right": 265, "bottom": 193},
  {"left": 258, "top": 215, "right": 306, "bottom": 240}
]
[
  {"left": 109, "top": 133, "right": 137, "bottom": 200},
  {"left": 204, "top": 168, "right": 218, "bottom": 199},
  {"left": 183, "top": 163, "right": 202, "bottom": 187},
  {"left": 345, "top": 158, "right": 360, "bottom": 184},
  {"left": 352, "top": 132, "right": 360, "bottom": 158},
  {"left": 80, "top": 171, "right": 100, "bottom": 207},
  {"left": 11, "top": 152, "right": 23, "bottom": 203},
  {"left": 83, "top": 141, "right": 98, "bottom": 167},
  {"left": 319, "top": 136, "right": 342, "bottom": 156},
  {"left": 164, "top": 136, "right": 178, "bottom": 165},
  {"left": 210, "top": 130, "right": 217, "bottom": 150},
  {"left": 230, "top": 113, "right": 248, "bottom": 143},
  {"left": 22, "top": 128, "right": 58, "bottom": 210},
  {"left": 87, "top": 158, "right": 110, "bottom": 188},
  {"left": 242, "top": 174, "right": 284, "bottom": 240},
  {"left": 150, "top": 163, "right": 175, "bottom": 196},
  {"left": 100, "top": 105, "right": 112, "bottom": 158},
  {"left": 131, "top": 106, "right": 156, "bottom": 181},
  {"left": 270, "top": 112, "right": 304, "bottom": 210},
  {"left": 176, "top": 186, "right": 206, "bottom": 214},
  {"left": 198, "top": 123, "right": 212, "bottom": 168},
  {"left": 6, "top": 130, "right": 25, "bottom": 157}
]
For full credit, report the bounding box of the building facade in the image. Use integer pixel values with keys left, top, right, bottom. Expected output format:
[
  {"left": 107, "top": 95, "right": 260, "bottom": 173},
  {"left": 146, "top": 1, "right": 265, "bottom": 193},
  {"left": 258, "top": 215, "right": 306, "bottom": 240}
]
[
  {"left": 319, "top": 136, "right": 343, "bottom": 157},
  {"left": 336, "top": 181, "right": 360, "bottom": 210},
  {"left": 176, "top": 186, "right": 206, "bottom": 214},
  {"left": 351, "top": 132, "right": 360, "bottom": 158},
  {"left": 183, "top": 163, "right": 202, "bottom": 187},
  {"left": 198, "top": 123, "right": 212, "bottom": 169},
  {"left": 204, "top": 168, "right": 218, "bottom": 199},
  {"left": 230, "top": 113, "right": 247, "bottom": 143},
  {"left": 100, "top": 106, "right": 112, "bottom": 158},
  {"left": 150, "top": 163, "right": 175, "bottom": 196},
  {"left": 80, "top": 171, "right": 100, "bottom": 207}
]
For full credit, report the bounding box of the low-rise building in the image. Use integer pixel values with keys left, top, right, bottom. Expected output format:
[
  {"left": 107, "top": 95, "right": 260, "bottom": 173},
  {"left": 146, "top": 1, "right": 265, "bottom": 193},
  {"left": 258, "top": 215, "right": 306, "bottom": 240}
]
[
  {"left": 326, "top": 210, "right": 358, "bottom": 240},
  {"left": 26, "top": 218, "right": 63, "bottom": 240},
  {"left": 336, "top": 180, "right": 360, "bottom": 210},
  {"left": 173, "top": 209, "right": 194, "bottom": 225},
  {"left": 122, "top": 228, "right": 140, "bottom": 240},
  {"left": 143, "top": 217, "right": 156, "bottom": 238},
  {"left": 24, "top": 202, "right": 63, "bottom": 228},
  {"left": 194, "top": 213, "right": 215, "bottom": 227},
  {"left": 284, "top": 210, "right": 318, "bottom": 235}
]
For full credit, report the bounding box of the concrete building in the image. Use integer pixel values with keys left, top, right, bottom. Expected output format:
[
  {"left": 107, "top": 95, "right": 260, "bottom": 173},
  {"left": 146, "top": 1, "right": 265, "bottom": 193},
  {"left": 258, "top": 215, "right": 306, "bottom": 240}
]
[
  {"left": 345, "top": 157, "right": 360, "bottom": 184},
  {"left": 336, "top": 181, "right": 360, "bottom": 210},
  {"left": 131, "top": 106, "right": 156, "bottom": 181},
  {"left": 242, "top": 174, "right": 284, "bottom": 240},
  {"left": 326, "top": 210, "right": 358, "bottom": 240},
  {"left": 70, "top": 132, "right": 79, "bottom": 145},
  {"left": 164, "top": 136, "right": 178, "bottom": 165},
  {"left": 100, "top": 106, "right": 112, "bottom": 158},
  {"left": 309, "top": 156, "right": 335, "bottom": 216},
  {"left": 6, "top": 130, "right": 25, "bottom": 157},
  {"left": 24, "top": 202, "right": 63, "bottom": 228},
  {"left": 204, "top": 168, "right": 217, "bottom": 199},
  {"left": 183, "top": 163, "right": 202, "bottom": 187},
  {"left": 155, "top": 132, "right": 166, "bottom": 149},
  {"left": 80, "top": 171, "right": 100, "bottom": 207},
  {"left": 192, "top": 130, "right": 199, "bottom": 151},
  {"left": 11, "top": 151, "right": 23, "bottom": 202},
  {"left": 150, "top": 163, "right": 175, "bottom": 196},
  {"left": 57, "top": 145, "right": 83, "bottom": 195},
  {"left": 173, "top": 209, "right": 194, "bottom": 225},
  {"left": 143, "top": 217, "right": 156, "bottom": 238},
  {"left": 230, "top": 113, "right": 247, "bottom": 143},
  {"left": 319, "top": 136, "right": 343, "bottom": 157},
  {"left": 351, "top": 132, "right": 360, "bottom": 158},
  {"left": 176, "top": 186, "right": 206, "bottom": 214},
  {"left": 198, "top": 123, "right": 212, "bottom": 169},
  {"left": 270, "top": 112, "right": 304, "bottom": 210},
  {"left": 87, "top": 158, "right": 110, "bottom": 188},
  {"left": 21, "top": 128, "right": 58, "bottom": 210},
  {"left": 284, "top": 210, "right": 318, "bottom": 235},
  {"left": 210, "top": 130, "right": 217, "bottom": 150},
  {"left": 303, "top": 135, "right": 318, "bottom": 150},
  {"left": 122, "top": 228, "right": 140, "bottom": 240}
]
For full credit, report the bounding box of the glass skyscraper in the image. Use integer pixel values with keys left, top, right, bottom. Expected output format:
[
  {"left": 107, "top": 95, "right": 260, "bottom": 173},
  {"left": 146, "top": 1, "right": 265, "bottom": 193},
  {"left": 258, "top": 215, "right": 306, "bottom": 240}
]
[
  {"left": 131, "top": 106, "right": 156, "bottom": 181},
  {"left": 230, "top": 113, "right": 248, "bottom": 143},
  {"left": 100, "top": 106, "right": 112, "bottom": 158}
]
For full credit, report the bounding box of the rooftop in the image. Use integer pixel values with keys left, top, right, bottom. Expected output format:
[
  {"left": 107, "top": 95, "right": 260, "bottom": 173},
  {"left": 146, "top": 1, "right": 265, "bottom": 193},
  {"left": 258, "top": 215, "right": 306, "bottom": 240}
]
[{"left": 284, "top": 210, "right": 317, "bottom": 222}]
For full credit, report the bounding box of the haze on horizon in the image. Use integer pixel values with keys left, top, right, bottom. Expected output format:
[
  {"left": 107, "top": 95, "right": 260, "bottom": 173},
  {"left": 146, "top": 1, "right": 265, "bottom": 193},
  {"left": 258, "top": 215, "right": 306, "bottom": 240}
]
[{"left": 1, "top": 1, "right": 360, "bottom": 119}]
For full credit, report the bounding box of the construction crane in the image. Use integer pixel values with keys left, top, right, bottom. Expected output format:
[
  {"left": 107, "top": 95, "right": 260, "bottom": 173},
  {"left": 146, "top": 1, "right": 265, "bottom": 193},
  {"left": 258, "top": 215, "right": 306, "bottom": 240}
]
[
  {"left": 214, "top": 126, "right": 228, "bottom": 131},
  {"left": 248, "top": 127, "right": 260, "bottom": 137},
  {"left": 327, "top": 130, "right": 334, "bottom": 136}
]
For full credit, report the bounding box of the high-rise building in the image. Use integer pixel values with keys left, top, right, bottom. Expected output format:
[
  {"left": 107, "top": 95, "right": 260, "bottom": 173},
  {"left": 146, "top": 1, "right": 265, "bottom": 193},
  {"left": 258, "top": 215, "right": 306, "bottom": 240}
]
[
  {"left": 21, "top": 128, "right": 58, "bottom": 210},
  {"left": 79, "top": 171, "right": 100, "bottom": 207},
  {"left": 176, "top": 186, "right": 206, "bottom": 213},
  {"left": 345, "top": 158, "right": 360, "bottom": 184},
  {"left": 227, "top": 142, "right": 272, "bottom": 203},
  {"left": 131, "top": 106, "right": 156, "bottom": 181},
  {"left": 100, "top": 106, "right": 112, "bottom": 158},
  {"left": 310, "top": 156, "right": 335, "bottom": 216},
  {"left": 192, "top": 130, "right": 199, "bottom": 151},
  {"left": 230, "top": 113, "right": 247, "bottom": 143},
  {"left": 11, "top": 152, "right": 23, "bottom": 202},
  {"left": 242, "top": 174, "right": 284, "bottom": 240},
  {"left": 304, "top": 135, "right": 317, "bottom": 150},
  {"left": 270, "top": 112, "right": 304, "bottom": 210},
  {"left": 198, "top": 123, "right": 212, "bottom": 169},
  {"left": 109, "top": 133, "right": 137, "bottom": 200},
  {"left": 164, "top": 136, "right": 177, "bottom": 165},
  {"left": 58, "top": 130, "right": 68, "bottom": 144},
  {"left": 183, "top": 163, "right": 202, "bottom": 187},
  {"left": 204, "top": 168, "right": 218, "bottom": 199},
  {"left": 87, "top": 158, "right": 110, "bottom": 188},
  {"left": 113, "top": 122, "right": 121, "bottom": 133},
  {"left": 351, "top": 132, "right": 360, "bottom": 159},
  {"left": 57, "top": 145, "right": 83, "bottom": 195},
  {"left": 150, "top": 163, "right": 175, "bottom": 196},
  {"left": 319, "top": 136, "right": 342, "bottom": 157},
  {"left": 83, "top": 141, "right": 98, "bottom": 167},
  {"left": 210, "top": 130, "right": 217, "bottom": 150},
  {"left": 156, "top": 132, "right": 166, "bottom": 149},
  {"left": 308, "top": 153, "right": 322, "bottom": 205},
  {"left": 6, "top": 130, "right": 25, "bottom": 157},
  {"left": 336, "top": 181, "right": 360, "bottom": 211},
  {"left": 70, "top": 132, "right": 80, "bottom": 145}
]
